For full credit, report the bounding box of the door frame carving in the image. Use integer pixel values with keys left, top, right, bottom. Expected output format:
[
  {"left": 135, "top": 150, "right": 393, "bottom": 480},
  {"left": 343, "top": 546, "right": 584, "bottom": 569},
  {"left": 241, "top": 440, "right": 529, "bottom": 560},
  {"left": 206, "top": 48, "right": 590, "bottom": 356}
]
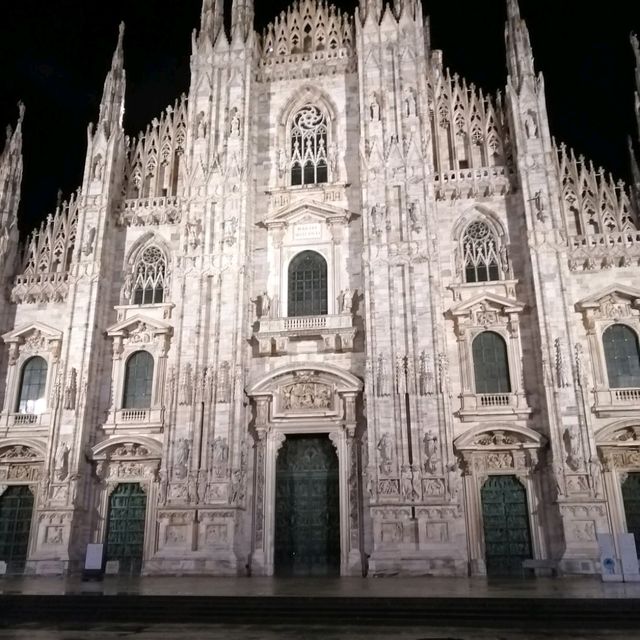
[{"left": 246, "top": 363, "right": 362, "bottom": 576}]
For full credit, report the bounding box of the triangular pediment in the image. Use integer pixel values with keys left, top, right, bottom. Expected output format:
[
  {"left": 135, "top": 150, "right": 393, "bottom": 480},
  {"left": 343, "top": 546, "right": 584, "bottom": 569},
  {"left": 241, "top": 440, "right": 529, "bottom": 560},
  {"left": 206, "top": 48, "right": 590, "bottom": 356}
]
[
  {"left": 576, "top": 284, "right": 640, "bottom": 310},
  {"left": 450, "top": 292, "right": 525, "bottom": 317},
  {"left": 265, "top": 199, "right": 352, "bottom": 227},
  {"left": 2, "top": 321, "right": 62, "bottom": 345},
  {"left": 106, "top": 314, "right": 172, "bottom": 338}
]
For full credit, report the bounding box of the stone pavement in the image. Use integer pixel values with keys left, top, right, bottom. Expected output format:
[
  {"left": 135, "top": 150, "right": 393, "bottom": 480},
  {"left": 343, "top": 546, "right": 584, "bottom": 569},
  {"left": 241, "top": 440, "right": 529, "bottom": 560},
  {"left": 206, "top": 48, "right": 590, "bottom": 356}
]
[
  {"left": 0, "top": 624, "right": 638, "bottom": 640},
  {"left": 2, "top": 575, "right": 640, "bottom": 599}
]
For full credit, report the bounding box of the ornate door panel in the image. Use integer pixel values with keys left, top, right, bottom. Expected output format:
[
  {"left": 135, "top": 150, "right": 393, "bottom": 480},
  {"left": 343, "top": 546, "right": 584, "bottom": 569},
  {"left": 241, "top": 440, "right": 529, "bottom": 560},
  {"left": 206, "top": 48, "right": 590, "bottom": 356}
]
[
  {"left": 0, "top": 485, "right": 34, "bottom": 573},
  {"left": 105, "top": 483, "right": 146, "bottom": 575},
  {"left": 274, "top": 435, "right": 340, "bottom": 576},
  {"left": 481, "top": 475, "right": 532, "bottom": 576},
  {"left": 622, "top": 473, "right": 640, "bottom": 557}
]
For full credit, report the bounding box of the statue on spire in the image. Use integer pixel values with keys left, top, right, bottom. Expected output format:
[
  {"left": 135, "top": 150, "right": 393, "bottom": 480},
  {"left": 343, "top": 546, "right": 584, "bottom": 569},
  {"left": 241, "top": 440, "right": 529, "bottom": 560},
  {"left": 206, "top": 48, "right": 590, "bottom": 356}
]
[
  {"left": 504, "top": 0, "right": 536, "bottom": 91},
  {"left": 97, "top": 22, "right": 126, "bottom": 140},
  {"left": 231, "top": 0, "right": 254, "bottom": 42},
  {"left": 197, "top": 0, "right": 224, "bottom": 49},
  {"left": 630, "top": 33, "right": 640, "bottom": 210}
]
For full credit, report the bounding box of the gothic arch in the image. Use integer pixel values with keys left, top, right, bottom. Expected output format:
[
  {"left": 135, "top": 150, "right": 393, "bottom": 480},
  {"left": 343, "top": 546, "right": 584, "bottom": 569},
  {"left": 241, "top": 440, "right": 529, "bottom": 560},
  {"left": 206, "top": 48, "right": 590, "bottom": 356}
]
[
  {"left": 124, "top": 232, "right": 171, "bottom": 270},
  {"left": 452, "top": 205, "right": 507, "bottom": 243},
  {"left": 278, "top": 85, "right": 339, "bottom": 132}
]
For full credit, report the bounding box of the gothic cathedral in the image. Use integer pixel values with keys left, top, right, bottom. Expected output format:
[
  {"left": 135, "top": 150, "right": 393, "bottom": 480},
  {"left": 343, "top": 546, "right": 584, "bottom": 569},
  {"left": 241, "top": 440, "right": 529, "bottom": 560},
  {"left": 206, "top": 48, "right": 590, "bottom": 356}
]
[{"left": 0, "top": 0, "right": 639, "bottom": 578}]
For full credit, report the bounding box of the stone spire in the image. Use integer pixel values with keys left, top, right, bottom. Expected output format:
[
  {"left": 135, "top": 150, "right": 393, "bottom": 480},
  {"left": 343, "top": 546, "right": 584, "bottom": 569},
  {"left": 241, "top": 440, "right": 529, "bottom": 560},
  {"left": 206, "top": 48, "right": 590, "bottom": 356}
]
[
  {"left": 630, "top": 33, "right": 640, "bottom": 205},
  {"left": 97, "top": 22, "right": 126, "bottom": 140},
  {"left": 231, "top": 0, "right": 254, "bottom": 42},
  {"left": 0, "top": 103, "right": 24, "bottom": 231},
  {"left": 197, "top": 0, "right": 225, "bottom": 49},
  {"left": 505, "top": 0, "right": 536, "bottom": 91},
  {"left": 359, "top": 0, "right": 384, "bottom": 24}
]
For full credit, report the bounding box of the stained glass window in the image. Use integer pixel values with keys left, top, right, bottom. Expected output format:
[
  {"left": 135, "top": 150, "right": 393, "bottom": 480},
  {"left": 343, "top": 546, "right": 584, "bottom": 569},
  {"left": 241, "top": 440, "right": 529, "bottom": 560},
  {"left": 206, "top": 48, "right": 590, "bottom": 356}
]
[
  {"left": 473, "top": 331, "right": 511, "bottom": 394},
  {"left": 123, "top": 351, "right": 154, "bottom": 409},
  {"left": 288, "top": 251, "right": 328, "bottom": 317},
  {"left": 132, "top": 246, "right": 166, "bottom": 305},
  {"left": 17, "top": 357, "right": 47, "bottom": 415},
  {"left": 463, "top": 220, "right": 501, "bottom": 283},
  {"left": 290, "top": 106, "right": 328, "bottom": 186},
  {"left": 603, "top": 325, "right": 640, "bottom": 389}
]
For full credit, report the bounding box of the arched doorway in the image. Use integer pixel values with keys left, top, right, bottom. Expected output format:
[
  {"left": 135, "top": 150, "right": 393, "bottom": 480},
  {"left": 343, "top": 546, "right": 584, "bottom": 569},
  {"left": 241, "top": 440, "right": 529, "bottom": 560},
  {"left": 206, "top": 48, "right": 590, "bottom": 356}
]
[
  {"left": 274, "top": 434, "right": 340, "bottom": 576},
  {"left": 0, "top": 485, "right": 34, "bottom": 573},
  {"left": 105, "top": 483, "right": 147, "bottom": 575},
  {"left": 481, "top": 475, "right": 533, "bottom": 576},
  {"left": 622, "top": 473, "right": 640, "bottom": 557}
]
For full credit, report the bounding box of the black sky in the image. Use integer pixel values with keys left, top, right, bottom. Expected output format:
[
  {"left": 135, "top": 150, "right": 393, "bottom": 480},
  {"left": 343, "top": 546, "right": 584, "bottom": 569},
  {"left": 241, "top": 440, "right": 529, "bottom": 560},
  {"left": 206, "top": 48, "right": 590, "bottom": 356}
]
[{"left": 0, "top": 0, "right": 638, "bottom": 237}]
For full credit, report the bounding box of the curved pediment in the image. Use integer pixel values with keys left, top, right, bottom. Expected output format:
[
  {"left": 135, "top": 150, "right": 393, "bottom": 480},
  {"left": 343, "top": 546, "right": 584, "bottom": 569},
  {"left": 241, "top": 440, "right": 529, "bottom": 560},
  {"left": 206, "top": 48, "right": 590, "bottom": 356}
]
[
  {"left": 454, "top": 424, "right": 546, "bottom": 450},
  {"left": 247, "top": 362, "right": 362, "bottom": 396},
  {"left": 0, "top": 438, "right": 47, "bottom": 460},
  {"left": 90, "top": 436, "right": 163, "bottom": 460},
  {"left": 595, "top": 419, "right": 640, "bottom": 446}
]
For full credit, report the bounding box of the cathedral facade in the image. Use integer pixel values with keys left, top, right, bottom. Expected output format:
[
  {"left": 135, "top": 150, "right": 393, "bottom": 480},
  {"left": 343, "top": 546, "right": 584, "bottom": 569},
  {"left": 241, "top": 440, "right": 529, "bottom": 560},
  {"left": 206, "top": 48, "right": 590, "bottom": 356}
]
[{"left": 0, "top": 0, "right": 640, "bottom": 578}]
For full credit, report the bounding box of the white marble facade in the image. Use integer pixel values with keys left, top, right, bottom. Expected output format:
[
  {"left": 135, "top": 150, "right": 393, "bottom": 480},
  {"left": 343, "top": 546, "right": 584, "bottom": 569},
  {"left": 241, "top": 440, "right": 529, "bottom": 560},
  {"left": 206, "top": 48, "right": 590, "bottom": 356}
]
[{"left": 0, "top": 0, "right": 639, "bottom": 577}]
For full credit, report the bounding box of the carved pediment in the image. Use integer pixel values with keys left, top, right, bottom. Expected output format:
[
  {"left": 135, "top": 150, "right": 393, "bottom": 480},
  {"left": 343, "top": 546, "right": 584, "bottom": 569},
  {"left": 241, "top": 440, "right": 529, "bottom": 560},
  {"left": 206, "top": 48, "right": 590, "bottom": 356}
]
[
  {"left": 576, "top": 285, "right": 640, "bottom": 320},
  {"left": 264, "top": 199, "right": 352, "bottom": 229},
  {"left": 595, "top": 420, "right": 640, "bottom": 447},
  {"left": 450, "top": 293, "right": 525, "bottom": 319},
  {"left": 106, "top": 314, "right": 172, "bottom": 339},
  {"left": 90, "top": 436, "right": 163, "bottom": 462},
  {"left": 2, "top": 322, "right": 63, "bottom": 363}
]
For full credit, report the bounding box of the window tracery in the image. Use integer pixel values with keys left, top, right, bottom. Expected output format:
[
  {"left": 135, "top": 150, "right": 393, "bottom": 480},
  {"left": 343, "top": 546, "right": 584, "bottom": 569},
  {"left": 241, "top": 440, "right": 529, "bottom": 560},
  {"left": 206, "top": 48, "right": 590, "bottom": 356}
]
[
  {"left": 130, "top": 246, "right": 167, "bottom": 306},
  {"left": 462, "top": 220, "right": 501, "bottom": 283},
  {"left": 290, "top": 105, "right": 329, "bottom": 187}
]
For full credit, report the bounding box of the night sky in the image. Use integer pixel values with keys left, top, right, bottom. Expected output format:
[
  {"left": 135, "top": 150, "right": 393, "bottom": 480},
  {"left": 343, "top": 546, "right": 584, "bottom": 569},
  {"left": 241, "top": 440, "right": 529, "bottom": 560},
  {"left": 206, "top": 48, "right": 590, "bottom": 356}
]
[{"left": 0, "top": 0, "right": 638, "bottom": 237}]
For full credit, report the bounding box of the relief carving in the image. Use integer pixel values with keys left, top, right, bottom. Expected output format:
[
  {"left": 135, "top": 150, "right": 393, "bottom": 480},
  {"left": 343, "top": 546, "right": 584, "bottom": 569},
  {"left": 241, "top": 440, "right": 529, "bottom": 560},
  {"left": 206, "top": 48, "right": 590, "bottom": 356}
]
[{"left": 281, "top": 380, "right": 332, "bottom": 411}]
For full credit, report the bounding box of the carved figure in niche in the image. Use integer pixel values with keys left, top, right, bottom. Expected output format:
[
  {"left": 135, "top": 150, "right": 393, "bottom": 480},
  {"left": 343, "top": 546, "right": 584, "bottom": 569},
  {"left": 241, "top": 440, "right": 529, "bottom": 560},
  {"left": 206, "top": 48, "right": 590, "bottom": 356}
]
[
  {"left": 328, "top": 142, "right": 338, "bottom": 177},
  {"left": 377, "top": 432, "right": 393, "bottom": 475},
  {"left": 339, "top": 288, "right": 354, "bottom": 315},
  {"left": 555, "top": 338, "right": 570, "bottom": 388},
  {"left": 63, "top": 368, "right": 77, "bottom": 411},
  {"left": 401, "top": 465, "right": 421, "bottom": 502},
  {"left": 423, "top": 431, "right": 439, "bottom": 474},
  {"left": 261, "top": 292, "right": 271, "bottom": 318},
  {"left": 277, "top": 148, "right": 287, "bottom": 178},
  {"left": 404, "top": 88, "right": 416, "bottom": 118},
  {"left": 185, "top": 218, "right": 202, "bottom": 250},
  {"left": 376, "top": 354, "right": 391, "bottom": 397},
  {"left": 589, "top": 456, "right": 603, "bottom": 497},
  {"left": 446, "top": 461, "right": 462, "bottom": 500},
  {"left": 230, "top": 469, "right": 245, "bottom": 505},
  {"left": 55, "top": 441, "right": 69, "bottom": 481},
  {"left": 196, "top": 111, "right": 207, "bottom": 138},
  {"left": 230, "top": 109, "right": 241, "bottom": 137},
  {"left": 92, "top": 154, "right": 104, "bottom": 181},
  {"left": 212, "top": 437, "right": 229, "bottom": 479},
  {"left": 565, "top": 426, "right": 583, "bottom": 471},
  {"left": 174, "top": 438, "right": 190, "bottom": 479},
  {"left": 524, "top": 111, "right": 538, "bottom": 139},
  {"left": 179, "top": 364, "right": 193, "bottom": 406},
  {"left": 121, "top": 273, "right": 133, "bottom": 303},
  {"left": 370, "top": 95, "right": 380, "bottom": 122},
  {"left": 408, "top": 201, "right": 421, "bottom": 231},
  {"left": 370, "top": 205, "right": 385, "bottom": 237},
  {"left": 82, "top": 227, "right": 96, "bottom": 256}
]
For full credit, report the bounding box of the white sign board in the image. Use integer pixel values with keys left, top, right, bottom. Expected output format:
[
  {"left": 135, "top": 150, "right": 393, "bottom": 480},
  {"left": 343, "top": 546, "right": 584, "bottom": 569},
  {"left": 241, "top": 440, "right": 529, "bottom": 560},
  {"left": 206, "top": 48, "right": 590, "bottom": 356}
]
[
  {"left": 597, "top": 533, "right": 621, "bottom": 582},
  {"left": 84, "top": 544, "right": 104, "bottom": 571},
  {"left": 618, "top": 533, "right": 640, "bottom": 582}
]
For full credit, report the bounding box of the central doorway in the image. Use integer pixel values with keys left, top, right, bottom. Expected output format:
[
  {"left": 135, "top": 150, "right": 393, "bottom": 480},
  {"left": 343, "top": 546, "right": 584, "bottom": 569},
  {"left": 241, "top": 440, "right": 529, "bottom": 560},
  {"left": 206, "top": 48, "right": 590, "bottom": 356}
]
[
  {"left": 105, "top": 482, "right": 147, "bottom": 575},
  {"left": 274, "top": 434, "right": 340, "bottom": 576},
  {"left": 481, "top": 475, "right": 533, "bottom": 576}
]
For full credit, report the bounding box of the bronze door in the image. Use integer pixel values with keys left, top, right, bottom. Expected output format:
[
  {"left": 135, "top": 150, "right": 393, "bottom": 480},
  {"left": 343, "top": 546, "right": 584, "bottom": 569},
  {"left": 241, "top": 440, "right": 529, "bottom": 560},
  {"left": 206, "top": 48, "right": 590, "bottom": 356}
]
[{"left": 274, "top": 434, "right": 340, "bottom": 576}]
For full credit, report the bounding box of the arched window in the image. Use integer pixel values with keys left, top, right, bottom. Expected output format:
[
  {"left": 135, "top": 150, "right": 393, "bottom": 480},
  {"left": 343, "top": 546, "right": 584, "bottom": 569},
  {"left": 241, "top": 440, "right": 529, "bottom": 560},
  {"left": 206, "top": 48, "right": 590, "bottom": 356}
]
[
  {"left": 16, "top": 356, "right": 48, "bottom": 415},
  {"left": 462, "top": 220, "right": 501, "bottom": 283},
  {"left": 288, "top": 251, "right": 328, "bottom": 317},
  {"left": 123, "top": 351, "right": 154, "bottom": 409},
  {"left": 472, "top": 332, "right": 511, "bottom": 394},
  {"left": 132, "top": 246, "right": 167, "bottom": 305},
  {"left": 290, "top": 105, "right": 328, "bottom": 187},
  {"left": 603, "top": 325, "right": 640, "bottom": 389}
]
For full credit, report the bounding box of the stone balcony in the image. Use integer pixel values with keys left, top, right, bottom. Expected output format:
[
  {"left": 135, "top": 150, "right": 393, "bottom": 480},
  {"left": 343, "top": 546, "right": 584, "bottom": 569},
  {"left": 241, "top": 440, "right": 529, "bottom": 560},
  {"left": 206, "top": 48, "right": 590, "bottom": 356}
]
[
  {"left": 0, "top": 411, "right": 51, "bottom": 432},
  {"left": 567, "top": 231, "right": 640, "bottom": 272},
  {"left": 593, "top": 387, "right": 640, "bottom": 417},
  {"left": 115, "top": 196, "right": 182, "bottom": 227},
  {"left": 255, "top": 314, "right": 356, "bottom": 356},
  {"left": 103, "top": 408, "right": 165, "bottom": 434},
  {"left": 434, "top": 165, "right": 512, "bottom": 201},
  {"left": 458, "top": 392, "right": 531, "bottom": 422}
]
